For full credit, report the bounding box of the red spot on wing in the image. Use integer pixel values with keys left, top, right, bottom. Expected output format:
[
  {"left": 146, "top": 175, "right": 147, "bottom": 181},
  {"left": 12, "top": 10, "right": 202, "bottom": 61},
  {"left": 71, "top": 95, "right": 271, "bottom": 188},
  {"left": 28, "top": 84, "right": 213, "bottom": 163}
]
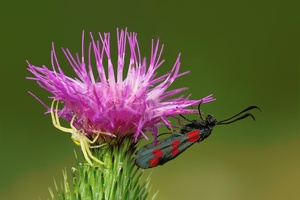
[
  {"left": 149, "top": 157, "right": 159, "bottom": 167},
  {"left": 171, "top": 147, "right": 179, "bottom": 156},
  {"left": 187, "top": 129, "right": 201, "bottom": 142},
  {"left": 172, "top": 139, "right": 180, "bottom": 147},
  {"left": 152, "top": 149, "right": 163, "bottom": 157}
]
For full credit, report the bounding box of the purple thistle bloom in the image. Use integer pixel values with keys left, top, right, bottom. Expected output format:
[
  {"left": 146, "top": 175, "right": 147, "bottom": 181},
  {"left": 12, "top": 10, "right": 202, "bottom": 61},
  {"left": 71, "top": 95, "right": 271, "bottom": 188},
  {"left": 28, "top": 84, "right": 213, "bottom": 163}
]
[{"left": 27, "top": 28, "right": 215, "bottom": 144}]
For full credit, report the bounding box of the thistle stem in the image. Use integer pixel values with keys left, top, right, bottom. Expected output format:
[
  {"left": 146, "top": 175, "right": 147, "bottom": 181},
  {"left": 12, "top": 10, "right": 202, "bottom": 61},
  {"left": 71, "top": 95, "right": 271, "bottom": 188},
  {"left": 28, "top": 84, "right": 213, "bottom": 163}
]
[{"left": 51, "top": 137, "right": 153, "bottom": 200}]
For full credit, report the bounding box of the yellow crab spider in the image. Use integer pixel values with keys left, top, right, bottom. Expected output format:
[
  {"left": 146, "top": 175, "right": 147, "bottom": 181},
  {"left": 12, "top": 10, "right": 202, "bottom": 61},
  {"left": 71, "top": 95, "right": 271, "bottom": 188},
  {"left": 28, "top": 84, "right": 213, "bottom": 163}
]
[{"left": 50, "top": 99, "right": 106, "bottom": 166}]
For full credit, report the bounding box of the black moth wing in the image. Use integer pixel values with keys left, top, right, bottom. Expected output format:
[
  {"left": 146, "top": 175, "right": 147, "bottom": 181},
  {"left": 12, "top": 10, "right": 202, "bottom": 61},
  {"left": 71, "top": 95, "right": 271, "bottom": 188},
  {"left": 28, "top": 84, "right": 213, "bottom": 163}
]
[
  {"left": 155, "top": 130, "right": 201, "bottom": 166},
  {"left": 135, "top": 134, "right": 182, "bottom": 169},
  {"left": 135, "top": 129, "right": 202, "bottom": 169}
]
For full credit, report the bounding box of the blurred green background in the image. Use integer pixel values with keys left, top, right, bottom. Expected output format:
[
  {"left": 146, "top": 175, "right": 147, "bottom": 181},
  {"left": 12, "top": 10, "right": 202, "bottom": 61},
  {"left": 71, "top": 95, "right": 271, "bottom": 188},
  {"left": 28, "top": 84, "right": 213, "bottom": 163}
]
[{"left": 1, "top": 0, "right": 299, "bottom": 199}]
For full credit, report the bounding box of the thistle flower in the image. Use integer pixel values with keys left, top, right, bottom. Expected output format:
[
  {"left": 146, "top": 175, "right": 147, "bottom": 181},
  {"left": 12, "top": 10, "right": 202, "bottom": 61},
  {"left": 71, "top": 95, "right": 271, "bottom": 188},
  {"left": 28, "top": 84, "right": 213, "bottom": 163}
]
[{"left": 27, "top": 28, "right": 215, "bottom": 199}]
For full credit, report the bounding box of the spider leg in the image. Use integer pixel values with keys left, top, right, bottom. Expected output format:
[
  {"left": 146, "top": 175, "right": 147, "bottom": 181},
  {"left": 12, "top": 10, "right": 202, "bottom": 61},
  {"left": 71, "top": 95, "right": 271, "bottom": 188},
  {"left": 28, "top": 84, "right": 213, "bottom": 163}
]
[
  {"left": 89, "top": 143, "right": 106, "bottom": 149},
  {"left": 85, "top": 132, "right": 103, "bottom": 148},
  {"left": 86, "top": 130, "right": 117, "bottom": 144},
  {"left": 81, "top": 138, "right": 104, "bottom": 165},
  {"left": 79, "top": 139, "right": 94, "bottom": 166},
  {"left": 51, "top": 100, "right": 73, "bottom": 133},
  {"left": 87, "top": 131, "right": 101, "bottom": 144},
  {"left": 51, "top": 99, "right": 105, "bottom": 166},
  {"left": 98, "top": 131, "right": 116, "bottom": 137},
  {"left": 88, "top": 132, "right": 108, "bottom": 148},
  {"left": 69, "top": 113, "right": 77, "bottom": 130}
]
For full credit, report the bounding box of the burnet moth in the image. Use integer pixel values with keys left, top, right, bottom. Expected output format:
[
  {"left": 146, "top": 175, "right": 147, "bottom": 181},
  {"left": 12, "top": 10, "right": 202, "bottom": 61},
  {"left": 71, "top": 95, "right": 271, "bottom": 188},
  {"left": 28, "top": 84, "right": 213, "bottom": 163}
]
[{"left": 135, "top": 104, "right": 262, "bottom": 169}]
